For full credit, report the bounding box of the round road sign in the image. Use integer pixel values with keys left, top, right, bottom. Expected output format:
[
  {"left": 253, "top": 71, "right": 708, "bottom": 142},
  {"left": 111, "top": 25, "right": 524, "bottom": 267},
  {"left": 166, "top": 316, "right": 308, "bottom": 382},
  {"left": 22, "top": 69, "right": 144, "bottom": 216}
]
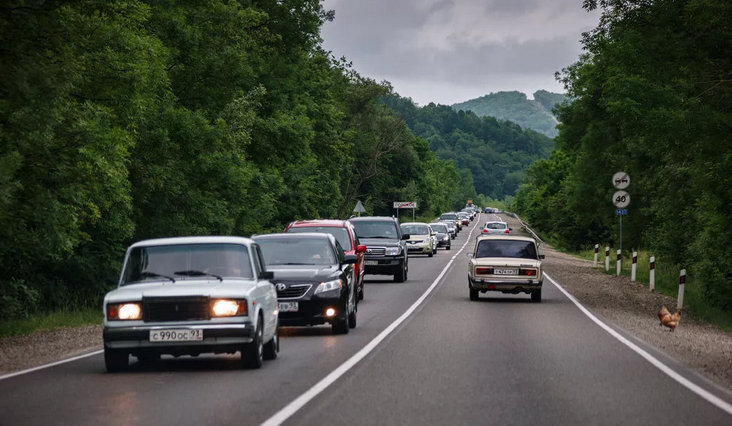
[
  {"left": 612, "top": 172, "right": 630, "bottom": 189},
  {"left": 612, "top": 190, "right": 630, "bottom": 208}
]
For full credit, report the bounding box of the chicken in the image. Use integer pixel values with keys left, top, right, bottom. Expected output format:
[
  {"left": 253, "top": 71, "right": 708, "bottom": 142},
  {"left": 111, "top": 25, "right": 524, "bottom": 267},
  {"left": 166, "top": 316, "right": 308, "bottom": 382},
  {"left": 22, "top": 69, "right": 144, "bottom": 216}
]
[{"left": 658, "top": 306, "right": 681, "bottom": 332}]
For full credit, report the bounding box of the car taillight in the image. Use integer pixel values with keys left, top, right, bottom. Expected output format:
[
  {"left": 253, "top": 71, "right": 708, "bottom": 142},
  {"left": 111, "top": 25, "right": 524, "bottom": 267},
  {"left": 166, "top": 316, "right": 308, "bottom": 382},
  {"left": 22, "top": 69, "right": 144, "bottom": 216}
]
[
  {"left": 519, "top": 268, "right": 537, "bottom": 276},
  {"left": 476, "top": 267, "right": 493, "bottom": 275},
  {"left": 482, "top": 229, "right": 487, "bottom": 233},
  {"left": 504, "top": 229, "right": 509, "bottom": 233}
]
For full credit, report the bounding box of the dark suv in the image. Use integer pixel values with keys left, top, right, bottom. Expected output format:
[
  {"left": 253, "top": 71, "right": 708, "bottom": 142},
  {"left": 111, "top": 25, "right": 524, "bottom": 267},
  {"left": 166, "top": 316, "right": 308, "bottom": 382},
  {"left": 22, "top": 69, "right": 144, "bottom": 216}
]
[{"left": 350, "top": 216, "right": 409, "bottom": 282}]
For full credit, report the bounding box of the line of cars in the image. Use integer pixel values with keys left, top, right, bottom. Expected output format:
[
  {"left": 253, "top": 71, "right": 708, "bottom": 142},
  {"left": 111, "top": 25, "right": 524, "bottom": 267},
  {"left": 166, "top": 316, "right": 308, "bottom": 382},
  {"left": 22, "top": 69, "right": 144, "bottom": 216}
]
[{"left": 101, "top": 213, "right": 462, "bottom": 372}]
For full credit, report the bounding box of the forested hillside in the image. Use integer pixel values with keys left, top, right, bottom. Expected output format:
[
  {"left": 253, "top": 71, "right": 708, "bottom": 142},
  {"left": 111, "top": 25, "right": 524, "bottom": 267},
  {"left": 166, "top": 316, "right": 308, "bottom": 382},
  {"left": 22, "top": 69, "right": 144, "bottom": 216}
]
[
  {"left": 0, "top": 0, "right": 476, "bottom": 316},
  {"left": 383, "top": 95, "right": 554, "bottom": 199},
  {"left": 451, "top": 90, "right": 567, "bottom": 137},
  {"left": 513, "top": 0, "right": 732, "bottom": 310}
]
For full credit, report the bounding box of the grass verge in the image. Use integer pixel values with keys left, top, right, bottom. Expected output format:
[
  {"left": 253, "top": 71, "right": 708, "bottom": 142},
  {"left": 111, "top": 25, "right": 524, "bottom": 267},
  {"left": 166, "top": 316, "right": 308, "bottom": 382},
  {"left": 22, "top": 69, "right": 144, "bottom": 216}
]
[{"left": 0, "top": 308, "right": 101, "bottom": 339}]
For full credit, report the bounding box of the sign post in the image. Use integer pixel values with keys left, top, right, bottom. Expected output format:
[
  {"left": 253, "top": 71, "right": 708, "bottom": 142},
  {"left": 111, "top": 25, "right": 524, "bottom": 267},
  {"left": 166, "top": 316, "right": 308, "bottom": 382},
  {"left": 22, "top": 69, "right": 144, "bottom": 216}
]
[{"left": 612, "top": 172, "right": 630, "bottom": 255}]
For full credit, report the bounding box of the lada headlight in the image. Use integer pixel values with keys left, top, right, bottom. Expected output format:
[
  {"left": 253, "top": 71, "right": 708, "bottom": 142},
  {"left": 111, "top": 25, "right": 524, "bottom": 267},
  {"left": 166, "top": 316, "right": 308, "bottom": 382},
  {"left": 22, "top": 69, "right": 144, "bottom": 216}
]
[
  {"left": 107, "top": 302, "right": 142, "bottom": 320},
  {"left": 211, "top": 299, "right": 248, "bottom": 317},
  {"left": 385, "top": 247, "right": 401, "bottom": 256},
  {"left": 314, "top": 279, "right": 343, "bottom": 294}
]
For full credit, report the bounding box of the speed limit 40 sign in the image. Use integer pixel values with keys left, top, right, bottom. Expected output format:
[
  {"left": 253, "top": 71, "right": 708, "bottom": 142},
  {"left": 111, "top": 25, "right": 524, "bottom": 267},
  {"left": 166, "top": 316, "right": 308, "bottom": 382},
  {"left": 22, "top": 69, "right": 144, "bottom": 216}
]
[{"left": 613, "top": 190, "right": 630, "bottom": 208}]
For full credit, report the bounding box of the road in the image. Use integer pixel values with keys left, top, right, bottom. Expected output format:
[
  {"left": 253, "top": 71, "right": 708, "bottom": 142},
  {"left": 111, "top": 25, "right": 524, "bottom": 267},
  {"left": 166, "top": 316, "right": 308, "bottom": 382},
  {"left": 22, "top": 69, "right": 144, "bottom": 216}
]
[{"left": 0, "top": 214, "right": 730, "bottom": 425}]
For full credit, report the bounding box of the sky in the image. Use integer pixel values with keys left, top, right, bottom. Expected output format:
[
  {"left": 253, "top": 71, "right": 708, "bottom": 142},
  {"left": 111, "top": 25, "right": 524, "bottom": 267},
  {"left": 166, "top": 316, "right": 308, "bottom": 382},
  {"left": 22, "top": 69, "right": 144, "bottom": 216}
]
[{"left": 319, "top": 0, "right": 601, "bottom": 106}]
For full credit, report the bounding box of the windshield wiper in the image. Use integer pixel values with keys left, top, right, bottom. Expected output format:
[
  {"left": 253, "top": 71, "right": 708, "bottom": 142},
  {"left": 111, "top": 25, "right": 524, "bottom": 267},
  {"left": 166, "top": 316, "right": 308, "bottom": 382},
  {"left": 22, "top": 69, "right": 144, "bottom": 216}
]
[
  {"left": 138, "top": 271, "right": 176, "bottom": 283},
  {"left": 361, "top": 235, "right": 392, "bottom": 239},
  {"left": 174, "top": 270, "right": 223, "bottom": 282}
]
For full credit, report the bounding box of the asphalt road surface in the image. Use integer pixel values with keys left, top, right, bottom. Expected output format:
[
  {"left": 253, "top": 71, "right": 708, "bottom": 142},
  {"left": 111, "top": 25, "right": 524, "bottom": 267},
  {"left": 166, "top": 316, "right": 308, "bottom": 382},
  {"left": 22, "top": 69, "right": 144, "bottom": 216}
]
[{"left": 1, "top": 214, "right": 730, "bottom": 425}]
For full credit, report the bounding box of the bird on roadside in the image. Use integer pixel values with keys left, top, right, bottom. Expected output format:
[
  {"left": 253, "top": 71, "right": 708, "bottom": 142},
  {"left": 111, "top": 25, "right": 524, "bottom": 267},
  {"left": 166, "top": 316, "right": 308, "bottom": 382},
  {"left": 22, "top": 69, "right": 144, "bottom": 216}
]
[{"left": 658, "top": 305, "right": 681, "bottom": 332}]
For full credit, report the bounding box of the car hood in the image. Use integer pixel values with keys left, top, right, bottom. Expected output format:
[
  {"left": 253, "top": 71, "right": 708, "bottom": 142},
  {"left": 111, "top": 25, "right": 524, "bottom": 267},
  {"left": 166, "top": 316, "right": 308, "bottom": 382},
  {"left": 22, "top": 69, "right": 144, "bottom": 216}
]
[
  {"left": 268, "top": 265, "right": 340, "bottom": 282},
  {"left": 359, "top": 237, "right": 401, "bottom": 247},
  {"left": 104, "top": 279, "right": 259, "bottom": 303},
  {"left": 407, "top": 234, "right": 430, "bottom": 241}
]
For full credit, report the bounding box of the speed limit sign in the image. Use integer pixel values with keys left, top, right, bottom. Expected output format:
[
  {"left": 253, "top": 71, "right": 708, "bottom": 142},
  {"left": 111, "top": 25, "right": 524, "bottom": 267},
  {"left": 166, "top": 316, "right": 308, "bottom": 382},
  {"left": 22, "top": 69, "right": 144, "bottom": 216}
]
[{"left": 612, "top": 190, "right": 630, "bottom": 208}]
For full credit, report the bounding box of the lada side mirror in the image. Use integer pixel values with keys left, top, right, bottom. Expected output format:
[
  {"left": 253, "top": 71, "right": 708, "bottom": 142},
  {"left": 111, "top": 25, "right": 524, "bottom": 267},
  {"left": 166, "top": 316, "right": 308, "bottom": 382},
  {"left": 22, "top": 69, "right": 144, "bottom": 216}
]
[
  {"left": 356, "top": 245, "right": 367, "bottom": 253},
  {"left": 259, "top": 271, "right": 274, "bottom": 280},
  {"left": 401, "top": 234, "right": 410, "bottom": 240},
  {"left": 539, "top": 254, "right": 545, "bottom": 259}
]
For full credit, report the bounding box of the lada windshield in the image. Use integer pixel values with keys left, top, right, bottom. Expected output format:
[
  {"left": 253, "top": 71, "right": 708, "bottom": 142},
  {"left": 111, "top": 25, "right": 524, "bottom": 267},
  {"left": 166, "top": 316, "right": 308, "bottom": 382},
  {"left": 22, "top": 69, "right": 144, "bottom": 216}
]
[
  {"left": 121, "top": 243, "right": 253, "bottom": 285},
  {"left": 258, "top": 237, "right": 337, "bottom": 266},
  {"left": 286, "top": 226, "right": 352, "bottom": 250},
  {"left": 352, "top": 221, "right": 399, "bottom": 239},
  {"left": 475, "top": 240, "right": 538, "bottom": 259},
  {"left": 401, "top": 224, "right": 430, "bottom": 235}
]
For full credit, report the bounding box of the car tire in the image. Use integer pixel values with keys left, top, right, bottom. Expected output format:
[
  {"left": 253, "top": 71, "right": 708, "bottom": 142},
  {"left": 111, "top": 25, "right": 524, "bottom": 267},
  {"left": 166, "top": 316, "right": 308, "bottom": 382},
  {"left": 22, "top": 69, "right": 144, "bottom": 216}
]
[
  {"left": 469, "top": 287, "right": 479, "bottom": 301},
  {"left": 432, "top": 246, "right": 437, "bottom": 255},
  {"left": 446, "top": 244, "right": 451, "bottom": 250},
  {"left": 104, "top": 346, "right": 128, "bottom": 372},
  {"left": 263, "top": 321, "right": 279, "bottom": 360},
  {"left": 394, "top": 263, "right": 407, "bottom": 282},
  {"left": 358, "top": 277, "right": 364, "bottom": 300},
  {"left": 348, "top": 292, "right": 357, "bottom": 329},
  {"left": 332, "top": 310, "right": 350, "bottom": 335},
  {"left": 241, "top": 318, "right": 264, "bottom": 369},
  {"left": 531, "top": 289, "right": 542, "bottom": 303},
  {"left": 428, "top": 250, "right": 433, "bottom": 257}
]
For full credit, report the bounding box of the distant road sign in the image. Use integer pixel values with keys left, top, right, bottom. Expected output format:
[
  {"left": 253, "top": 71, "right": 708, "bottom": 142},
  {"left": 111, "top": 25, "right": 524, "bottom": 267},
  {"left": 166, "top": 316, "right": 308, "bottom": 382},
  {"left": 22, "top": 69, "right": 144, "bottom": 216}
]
[
  {"left": 612, "top": 172, "right": 630, "bottom": 189},
  {"left": 612, "top": 191, "right": 630, "bottom": 208},
  {"left": 353, "top": 200, "right": 366, "bottom": 213},
  {"left": 615, "top": 209, "right": 628, "bottom": 215},
  {"left": 393, "top": 201, "right": 417, "bottom": 209}
]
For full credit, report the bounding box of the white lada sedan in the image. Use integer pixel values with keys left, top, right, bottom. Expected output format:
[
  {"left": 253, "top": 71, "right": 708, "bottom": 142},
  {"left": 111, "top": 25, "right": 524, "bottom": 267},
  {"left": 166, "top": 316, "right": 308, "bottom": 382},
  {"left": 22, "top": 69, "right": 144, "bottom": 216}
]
[
  {"left": 467, "top": 235, "right": 544, "bottom": 302},
  {"left": 102, "top": 236, "right": 279, "bottom": 372}
]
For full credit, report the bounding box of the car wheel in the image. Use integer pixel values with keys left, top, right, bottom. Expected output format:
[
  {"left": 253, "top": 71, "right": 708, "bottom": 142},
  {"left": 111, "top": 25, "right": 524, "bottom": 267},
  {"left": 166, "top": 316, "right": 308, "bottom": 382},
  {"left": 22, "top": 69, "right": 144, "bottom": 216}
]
[
  {"left": 469, "top": 287, "right": 479, "bottom": 301},
  {"left": 263, "top": 321, "right": 279, "bottom": 360},
  {"left": 104, "top": 346, "right": 128, "bottom": 372},
  {"left": 394, "top": 263, "right": 407, "bottom": 282},
  {"left": 446, "top": 244, "right": 451, "bottom": 250},
  {"left": 348, "top": 292, "right": 357, "bottom": 329},
  {"left": 332, "top": 308, "right": 350, "bottom": 335},
  {"left": 242, "top": 318, "right": 264, "bottom": 369},
  {"left": 531, "top": 289, "right": 542, "bottom": 303},
  {"left": 358, "top": 278, "right": 364, "bottom": 300},
  {"left": 428, "top": 250, "right": 433, "bottom": 257}
]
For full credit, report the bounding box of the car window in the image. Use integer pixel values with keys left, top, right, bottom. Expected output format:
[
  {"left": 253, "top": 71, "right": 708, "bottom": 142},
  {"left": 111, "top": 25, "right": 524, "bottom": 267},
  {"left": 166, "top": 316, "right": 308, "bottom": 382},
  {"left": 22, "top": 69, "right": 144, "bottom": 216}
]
[
  {"left": 400, "top": 224, "right": 430, "bottom": 235},
  {"left": 475, "top": 240, "right": 538, "bottom": 259},
  {"left": 122, "top": 243, "right": 254, "bottom": 284},
  {"left": 431, "top": 224, "right": 447, "bottom": 233},
  {"left": 286, "top": 226, "right": 352, "bottom": 250},
  {"left": 257, "top": 237, "right": 337, "bottom": 266},
  {"left": 352, "top": 221, "right": 399, "bottom": 239},
  {"left": 484, "top": 222, "right": 507, "bottom": 229},
  {"left": 440, "top": 213, "right": 457, "bottom": 220}
]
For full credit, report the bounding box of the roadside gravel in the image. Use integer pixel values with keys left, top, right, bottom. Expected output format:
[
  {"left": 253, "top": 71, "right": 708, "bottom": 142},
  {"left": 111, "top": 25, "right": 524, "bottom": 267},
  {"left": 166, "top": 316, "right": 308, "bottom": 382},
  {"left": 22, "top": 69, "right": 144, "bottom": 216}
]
[{"left": 1, "top": 214, "right": 730, "bottom": 393}]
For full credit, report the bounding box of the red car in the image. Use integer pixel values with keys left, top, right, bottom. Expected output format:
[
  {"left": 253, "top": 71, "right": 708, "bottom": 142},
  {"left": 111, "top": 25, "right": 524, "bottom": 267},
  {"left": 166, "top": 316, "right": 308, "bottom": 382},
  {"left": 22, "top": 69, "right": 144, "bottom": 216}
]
[{"left": 284, "top": 220, "right": 367, "bottom": 300}]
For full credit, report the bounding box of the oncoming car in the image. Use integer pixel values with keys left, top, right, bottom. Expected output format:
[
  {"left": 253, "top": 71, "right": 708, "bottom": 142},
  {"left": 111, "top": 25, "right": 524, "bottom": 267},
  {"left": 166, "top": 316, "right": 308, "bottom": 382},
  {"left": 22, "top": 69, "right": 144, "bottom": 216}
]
[
  {"left": 102, "top": 236, "right": 279, "bottom": 372},
  {"left": 467, "top": 235, "right": 544, "bottom": 302}
]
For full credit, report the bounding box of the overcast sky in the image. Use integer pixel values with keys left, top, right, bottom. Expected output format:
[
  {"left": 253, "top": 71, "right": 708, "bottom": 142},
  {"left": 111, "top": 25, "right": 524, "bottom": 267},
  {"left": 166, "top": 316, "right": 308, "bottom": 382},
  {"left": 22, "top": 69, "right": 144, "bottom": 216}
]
[{"left": 320, "top": 0, "right": 600, "bottom": 106}]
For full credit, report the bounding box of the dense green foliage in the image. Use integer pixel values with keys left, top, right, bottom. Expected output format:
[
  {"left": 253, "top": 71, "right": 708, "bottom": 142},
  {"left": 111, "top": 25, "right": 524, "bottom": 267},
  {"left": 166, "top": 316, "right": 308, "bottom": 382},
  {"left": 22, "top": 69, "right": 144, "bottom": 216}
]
[
  {"left": 451, "top": 90, "right": 567, "bottom": 137},
  {"left": 0, "top": 0, "right": 474, "bottom": 317},
  {"left": 514, "top": 0, "right": 732, "bottom": 309},
  {"left": 383, "top": 95, "right": 554, "bottom": 199}
]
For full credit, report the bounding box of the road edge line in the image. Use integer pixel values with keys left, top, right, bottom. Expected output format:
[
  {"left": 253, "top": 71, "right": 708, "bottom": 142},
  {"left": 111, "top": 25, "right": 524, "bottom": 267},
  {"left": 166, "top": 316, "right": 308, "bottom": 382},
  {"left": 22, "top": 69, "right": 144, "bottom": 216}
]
[
  {"left": 260, "top": 218, "right": 482, "bottom": 426},
  {"left": 545, "top": 273, "right": 732, "bottom": 416},
  {"left": 0, "top": 349, "right": 104, "bottom": 381}
]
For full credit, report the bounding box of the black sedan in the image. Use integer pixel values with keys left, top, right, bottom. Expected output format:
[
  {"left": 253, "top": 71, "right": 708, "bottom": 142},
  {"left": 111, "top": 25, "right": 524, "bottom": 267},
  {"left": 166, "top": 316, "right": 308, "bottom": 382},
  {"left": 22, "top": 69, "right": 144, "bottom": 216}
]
[{"left": 253, "top": 233, "right": 358, "bottom": 334}]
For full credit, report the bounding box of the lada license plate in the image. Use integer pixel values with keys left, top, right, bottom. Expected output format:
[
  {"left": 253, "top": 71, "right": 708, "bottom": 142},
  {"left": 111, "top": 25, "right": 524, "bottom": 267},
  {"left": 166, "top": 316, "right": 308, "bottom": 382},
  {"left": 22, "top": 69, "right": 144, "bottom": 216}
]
[
  {"left": 494, "top": 268, "right": 518, "bottom": 275},
  {"left": 150, "top": 329, "right": 203, "bottom": 342},
  {"left": 278, "top": 301, "right": 299, "bottom": 312},
  {"left": 364, "top": 260, "right": 378, "bottom": 266}
]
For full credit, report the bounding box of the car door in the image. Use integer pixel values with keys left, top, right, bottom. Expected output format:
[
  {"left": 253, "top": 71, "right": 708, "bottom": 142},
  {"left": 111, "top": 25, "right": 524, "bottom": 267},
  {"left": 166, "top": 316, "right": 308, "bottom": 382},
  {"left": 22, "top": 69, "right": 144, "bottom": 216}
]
[{"left": 252, "top": 243, "right": 277, "bottom": 337}]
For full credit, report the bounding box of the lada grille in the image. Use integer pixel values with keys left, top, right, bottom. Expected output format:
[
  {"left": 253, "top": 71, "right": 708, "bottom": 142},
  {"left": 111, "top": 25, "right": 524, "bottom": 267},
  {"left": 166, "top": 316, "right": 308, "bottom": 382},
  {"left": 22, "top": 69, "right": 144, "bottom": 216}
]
[
  {"left": 277, "top": 284, "right": 312, "bottom": 299},
  {"left": 143, "top": 296, "right": 210, "bottom": 322},
  {"left": 365, "top": 247, "right": 386, "bottom": 256}
]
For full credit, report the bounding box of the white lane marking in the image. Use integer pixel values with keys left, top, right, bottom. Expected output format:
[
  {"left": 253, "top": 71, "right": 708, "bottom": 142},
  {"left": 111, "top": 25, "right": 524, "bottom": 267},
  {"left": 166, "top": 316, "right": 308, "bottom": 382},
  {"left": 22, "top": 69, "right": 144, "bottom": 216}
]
[
  {"left": 546, "top": 273, "right": 732, "bottom": 416},
  {"left": 0, "top": 349, "right": 103, "bottom": 381},
  {"left": 261, "top": 219, "right": 482, "bottom": 426}
]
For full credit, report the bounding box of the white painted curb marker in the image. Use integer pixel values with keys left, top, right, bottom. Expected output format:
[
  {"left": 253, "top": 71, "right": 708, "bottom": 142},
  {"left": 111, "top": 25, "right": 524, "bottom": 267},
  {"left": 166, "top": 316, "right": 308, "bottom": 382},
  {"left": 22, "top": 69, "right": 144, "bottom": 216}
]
[
  {"left": 631, "top": 251, "right": 637, "bottom": 282},
  {"left": 593, "top": 244, "right": 599, "bottom": 267},
  {"left": 649, "top": 256, "right": 656, "bottom": 292},
  {"left": 605, "top": 246, "right": 610, "bottom": 271},
  {"left": 678, "top": 269, "right": 686, "bottom": 310},
  {"left": 616, "top": 249, "right": 622, "bottom": 276}
]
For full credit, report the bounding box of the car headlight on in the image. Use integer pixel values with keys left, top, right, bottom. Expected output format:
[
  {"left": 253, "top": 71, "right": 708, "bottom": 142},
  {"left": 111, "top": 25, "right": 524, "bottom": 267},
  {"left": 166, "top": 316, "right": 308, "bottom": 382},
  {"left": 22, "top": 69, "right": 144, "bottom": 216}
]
[
  {"left": 211, "top": 299, "right": 247, "bottom": 317},
  {"left": 314, "top": 279, "right": 343, "bottom": 294},
  {"left": 107, "top": 302, "right": 142, "bottom": 320},
  {"left": 385, "top": 247, "right": 401, "bottom": 256}
]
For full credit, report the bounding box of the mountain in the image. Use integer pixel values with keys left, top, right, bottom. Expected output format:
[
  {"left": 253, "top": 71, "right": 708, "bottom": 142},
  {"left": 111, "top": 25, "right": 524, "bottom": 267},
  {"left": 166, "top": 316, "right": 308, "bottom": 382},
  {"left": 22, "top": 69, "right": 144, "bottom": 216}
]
[
  {"left": 451, "top": 90, "right": 567, "bottom": 137},
  {"left": 382, "top": 94, "right": 554, "bottom": 199}
]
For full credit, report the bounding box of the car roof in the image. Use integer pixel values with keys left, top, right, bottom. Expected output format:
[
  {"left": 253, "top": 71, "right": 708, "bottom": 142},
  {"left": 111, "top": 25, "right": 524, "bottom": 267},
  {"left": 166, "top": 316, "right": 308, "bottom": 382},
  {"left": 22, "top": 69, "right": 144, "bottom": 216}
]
[
  {"left": 253, "top": 232, "right": 335, "bottom": 242},
  {"left": 400, "top": 222, "right": 430, "bottom": 226},
  {"left": 349, "top": 216, "right": 397, "bottom": 222},
  {"left": 484, "top": 221, "right": 507, "bottom": 225},
  {"left": 475, "top": 235, "right": 536, "bottom": 243},
  {"left": 129, "top": 236, "right": 254, "bottom": 248},
  {"left": 288, "top": 219, "right": 349, "bottom": 228}
]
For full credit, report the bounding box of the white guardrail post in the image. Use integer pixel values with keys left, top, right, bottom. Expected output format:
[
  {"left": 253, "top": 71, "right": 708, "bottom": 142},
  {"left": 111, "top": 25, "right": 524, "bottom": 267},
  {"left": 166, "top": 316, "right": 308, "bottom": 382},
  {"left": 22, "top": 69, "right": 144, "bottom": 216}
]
[
  {"left": 616, "top": 249, "right": 622, "bottom": 276},
  {"left": 649, "top": 256, "right": 655, "bottom": 292},
  {"left": 593, "top": 244, "right": 599, "bottom": 267},
  {"left": 631, "top": 251, "right": 637, "bottom": 281},
  {"left": 677, "top": 269, "right": 686, "bottom": 310},
  {"left": 605, "top": 247, "right": 610, "bottom": 271}
]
